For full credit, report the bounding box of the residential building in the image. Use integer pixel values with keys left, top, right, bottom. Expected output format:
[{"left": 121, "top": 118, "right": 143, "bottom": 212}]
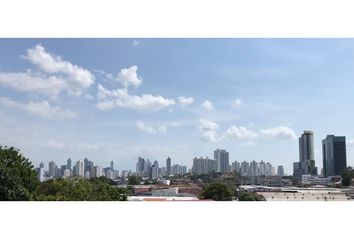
[
  {"left": 277, "top": 165, "right": 284, "bottom": 177},
  {"left": 214, "top": 149, "right": 229, "bottom": 173},
  {"left": 166, "top": 157, "right": 172, "bottom": 176}
]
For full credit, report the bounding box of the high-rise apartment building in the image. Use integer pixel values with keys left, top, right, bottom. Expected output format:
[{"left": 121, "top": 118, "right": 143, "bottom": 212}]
[
  {"left": 192, "top": 157, "right": 217, "bottom": 175},
  {"left": 48, "top": 161, "right": 57, "bottom": 178},
  {"left": 322, "top": 135, "right": 347, "bottom": 177},
  {"left": 75, "top": 160, "right": 85, "bottom": 177},
  {"left": 214, "top": 149, "right": 229, "bottom": 173},
  {"left": 277, "top": 165, "right": 284, "bottom": 177},
  {"left": 166, "top": 157, "right": 172, "bottom": 176}
]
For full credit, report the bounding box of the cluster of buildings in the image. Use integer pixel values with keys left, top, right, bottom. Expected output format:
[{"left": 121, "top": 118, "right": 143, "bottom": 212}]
[
  {"left": 36, "top": 158, "right": 119, "bottom": 182},
  {"left": 192, "top": 149, "right": 284, "bottom": 177},
  {"left": 135, "top": 157, "right": 187, "bottom": 179},
  {"left": 293, "top": 131, "right": 347, "bottom": 184}
]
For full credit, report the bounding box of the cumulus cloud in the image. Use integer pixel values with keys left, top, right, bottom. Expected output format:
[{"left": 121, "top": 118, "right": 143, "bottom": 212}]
[
  {"left": 199, "top": 119, "right": 220, "bottom": 142},
  {"left": 24, "top": 44, "right": 95, "bottom": 95},
  {"left": 232, "top": 98, "right": 242, "bottom": 108},
  {"left": 177, "top": 96, "right": 194, "bottom": 107},
  {"left": 117, "top": 65, "right": 142, "bottom": 88},
  {"left": 202, "top": 100, "right": 215, "bottom": 111},
  {"left": 0, "top": 97, "right": 77, "bottom": 119},
  {"left": 136, "top": 121, "right": 167, "bottom": 134},
  {"left": 96, "top": 84, "right": 175, "bottom": 111},
  {"left": 0, "top": 45, "right": 94, "bottom": 97},
  {"left": 224, "top": 126, "right": 259, "bottom": 139},
  {"left": 260, "top": 126, "right": 297, "bottom": 140}
]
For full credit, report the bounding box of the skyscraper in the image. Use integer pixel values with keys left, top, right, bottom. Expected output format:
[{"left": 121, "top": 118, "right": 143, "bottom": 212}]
[
  {"left": 322, "top": 135, "right": 347, "bottom": 177},
  {"left": 214, "top": 149, "right": 229, "bottom": 173},
  {"left": 75, "top": 160, "right": 85, "bottom": 177},
  {"left": 166, "top": 157, "right": 171, "bottom": 176},
  {"left": 48, "top": 161, "right": 57, "bottom": 178},
  {"left": 151, "top": 160, "right": 159, "bottom": 179},
  {"left": 293, "top": 130, "right": 317, "bottom": 180},
  {"left": 277, "top": 165, "right": 284, "bottom": 177},
  {"left": 110, "top": 161, "right": 114, "bottom": 170},
  {"left": 67, "top": 158, "right": 72, "bottom": 171},
  {"left": 136, "top": 157, "right": 146, "bottom": 177}
]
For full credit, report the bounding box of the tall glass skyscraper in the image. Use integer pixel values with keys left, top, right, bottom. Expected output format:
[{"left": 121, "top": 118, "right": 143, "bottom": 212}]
[
  {"left": 293, "top": 130, "right": 317, "bottom": 181},
  {"left": 322, "top": 135, "right": 347, "bottom": 177}
]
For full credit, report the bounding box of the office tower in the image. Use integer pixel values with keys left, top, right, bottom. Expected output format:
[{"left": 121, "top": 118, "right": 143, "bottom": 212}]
[
  {"left": 84, "top": 171, "right": 91, "bottom": 179},
  {"left": 67, "top": 158, "right": 72, "bottom": 171},
  {"left": 277, "top": 165, "right": 284, "bottom": 177},
  {"left": 271, "top": 166, "right": 276, "bottom": 176},
  {"left": 240, "top": 161, "right": 249, "bottom": 176},
  {"left": 182, "top": 165, "right": 187, "bottom": 175},
  {"left": 63, "top": 169, "right": 71, "bottom": 178},
  {"left": 166, "top": 157, "right": 172, "bottom": 176},
  {"left": 265, "top": 162, "right": 272, "bottom": 176},
  {"left": 146, "top": 160, "right": 152, "bottom": 179},
  {"left": 92, "top": 166, "right": 103, "bottom": 178},
  {"left": 106, "top": 169, "right": 114, "bottom": 180},
  {"left": 293, "top": 130, "right": 318, "bottom": 180},
  {"left": 214, "top": 149, "right": 229, "bottom": 173},
  {"left": 136, "top": 157, "right": 146, "bottom": 177},
  {"left": 322, "top": 135, "right": 347, "bottom": 177},
  {"left": 159, "top": 167, "right": 165, "bottom": 177},
  {"left": 110, "top": 161, "right": 114, "bottom": 170},
  {"left": 151, "top": 161, "right": 159, "bottom": 179},
  {"left": 75, "top": 160, "right": 85, "bottom": 177},
  {"left": 48, "top": 161, "right": 57, "bottom": 178},
  {"left": 192, "top": 157, "right": 217, "bottom": 175},
  {"left": 37, "top": 163, "right": 45, "bottom": 182}
]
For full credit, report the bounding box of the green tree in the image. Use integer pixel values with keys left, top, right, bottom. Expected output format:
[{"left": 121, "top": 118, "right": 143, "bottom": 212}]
[
  {"left": 36, "top": 178, "right": 132, "bottom": 201},
  {"left": 128, "top": 175, "right": 141, "bottom": 185},
  {"left": 0, "top": 146, "right": 39, "bottom": 200},
  {"left": 237, "top": 191, "right": 265, "bottom": 201},
  {"left": 199, "top": 182, "right": 235, "bottom": 201},
  {"left": 341, "top": 167, "right": 354, "bottom": 186}
]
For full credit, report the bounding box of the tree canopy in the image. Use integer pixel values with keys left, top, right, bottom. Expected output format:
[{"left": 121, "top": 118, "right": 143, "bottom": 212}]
[
  {"left": 341, "top": 167, "right": 354, "bottom": 186},
  {"left": 0, "top": 146, "right": 39, "bottom": 200},
  {"left": 199, "top": 181, "right": 235, "bottom": 201}
]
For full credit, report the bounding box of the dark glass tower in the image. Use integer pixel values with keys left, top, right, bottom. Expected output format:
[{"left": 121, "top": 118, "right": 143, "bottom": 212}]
[{"left": 322, "top": 135, "right": 347, "bottom": 177}]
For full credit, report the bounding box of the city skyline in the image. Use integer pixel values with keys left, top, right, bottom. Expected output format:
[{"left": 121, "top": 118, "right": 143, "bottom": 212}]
[{"left": 2, "top": 39, "right": 354, "bottom": 174}]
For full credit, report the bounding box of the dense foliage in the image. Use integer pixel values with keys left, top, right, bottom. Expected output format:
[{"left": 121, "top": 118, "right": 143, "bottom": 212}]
[
  {"left": 36, "top": 177, "right": 132, "bottom": 201},
  {"left": 128, "top": 175, "right": 142, "bottom": 185},
  {"left": 237, "top": 192, "right": 265, "bottom": 201},
  {"left": 199, "top": 181, "right": 235, "bottom": 201},
  {"left": 0, "top": 146, "right": 40, "bottom": 200},
  {"left": 341, "top": 167, "right": 354, "bottom": 186}
]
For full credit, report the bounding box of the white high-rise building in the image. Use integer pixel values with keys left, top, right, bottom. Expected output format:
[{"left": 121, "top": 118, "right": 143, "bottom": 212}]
[
  {"left": 214, "top": 149, "right": 229, "bottom": 173},
  {"left": 240, "top": 161, "right": 249, "bottom": 176},
  {"left": 259, "top": 160, "right": 266, "bottom": 176},
  {"left": 231, "top": 161, "right": 241, "bottom": 174},
  {"left": 277, "top": 165, "right": 285, "bottom": 177},
  {"left": 93, "top": 166, "right": 103, "bottom": 178},
  {"left": 63, "top": 169, "right": 71, "bottom": 178},
  {"left": 106, "top": 169, "right": 114, "bottom": 180},
  {"left": 249, "top": 161, "right": 259, "bottom": 177},
  {"left": 75, "top": 160, "right": 85, "bottom": 177}
]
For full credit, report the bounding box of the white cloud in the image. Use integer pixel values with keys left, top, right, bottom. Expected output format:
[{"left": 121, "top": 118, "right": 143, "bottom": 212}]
[
  {"left": 199, "top": 119, "right": 220, "bottom": 142},
  {"left": 24, "top": 44, "right": 95, "bottom": 94},
  {"left": 0, "top": 97, "right": 77, "bottom": 119},
  {"left": 96, "top": 84, "right": 175, "bottom": 111},
  {"left": 202, "top": 100, "right": 215, "bottom": 111},
  {"left": 224, "top": 126, "right": 259, "bottom": 139},
  {"left": 232, "top": 98, "right": 242, "bottom": 108},
  {"left": 83, "top": 93, "right": 94, "bottom": 100},
  {"left": 177, "top": 96, "right": 194, "bottom": 107},
  {"left": 0, "top": 45, "right": 94, "bottom": 97},
  {"left": 136, "top": 121, "right": 167, "bottom": 134},
  {"left": 0, "top": 71, "right": 65, "bottom": 96},
  {"left": 132, "top": 40, "right": 140, "bottom": 47},
  {"left": 347, "top": 140, "right": 354, "bottom": 148},
  {"left": 117, "top": 65, "right": 142, "bottom": 88},
  {"left": 260, "top": 126, "right": 297, "bottom": 140}
]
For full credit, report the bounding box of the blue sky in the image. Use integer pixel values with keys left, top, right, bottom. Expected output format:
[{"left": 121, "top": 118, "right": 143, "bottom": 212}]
[{"left": 0, "top": 38, "right": 354, "bottom": 174}]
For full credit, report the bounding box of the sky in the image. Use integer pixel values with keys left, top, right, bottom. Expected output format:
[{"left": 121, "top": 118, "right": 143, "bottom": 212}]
[{"left": 1, "top": 38, "right": 354, "bottom": 174}]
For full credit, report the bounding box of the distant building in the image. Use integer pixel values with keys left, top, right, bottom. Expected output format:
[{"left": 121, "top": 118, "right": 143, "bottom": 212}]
[
  {"left": 214, "top": 149, "right": 229, "bottom": 173},
  {"left": 277, "top": 165, "right": 284, "bottom": 177},
  {"left": 75, "top": 160, "right": 85, "bottom": 177},
  {"left": 93, "top": 166, "right": 103, "bottom": 178},
  {"left": 192, "top": 157, "right": 217, "bottom": 175},
  {"left": 322, "top": 135, "right": 347, "bottom": 177},
  {"left": 293, "top": 130, "right": 318, "bottom": 181},
  {"left": 151, "top": 160, "right": 159, "bottom": 179},
  {"left": 37, "top": 164, "right": 46, "bottom": 182},
  {"left": 106, "top": 169, "right": 114, "bottom": 180},
  {"left": 240, "top": 161, "right": 250, "bottom": 176},
  {"left": 136, "top": 157, "right": 146, "bottom": 177},
  {"left": 249, "top": 161, "right": 259, "bottom": 177},
  {"left": 166, "top": 157, "right": 172, "bottom": 176},
  {"left": 63, "top": 169, "right": 71, "bottom": 178},
  {"left": 231, "top": 161, "right": 241, "bottom": 174},
  {"left": 66, "top": 158, "right": 72, "bottom": 171},
  {"left": 110, "top": 161, "right": 114, "bottom": 171},
  {"left": 48, "top": 161, "right": 57, "bottom": 178}
]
